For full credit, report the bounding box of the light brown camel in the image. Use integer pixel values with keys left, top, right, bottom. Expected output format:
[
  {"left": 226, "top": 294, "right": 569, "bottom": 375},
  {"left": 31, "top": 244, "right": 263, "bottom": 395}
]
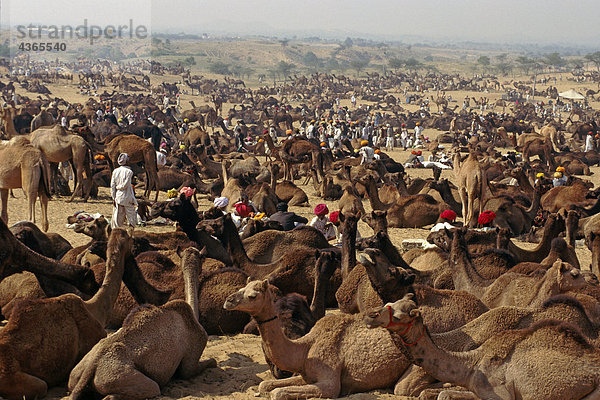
[
  {"left": 453, "top": 152, "right": 488, "bottom": 227},
  {"left": 270, "top": 163, "right": 309, "bottom": 206},
  {"left": 224, "top": 280, "right": 410, "bottom": 399},
  {"left": 0, "top": 228, "right": 132, "bottom": 400},
  {"left": 67, "top": 247, "right": 216, "bottom": 400},
  {"left": 30, "top": 110, "right": 55, "bottom": 132},
  {"left": 359, "top": 174, "right": 451, "bottom": 228},
  {"left": 105, "top": 134, "right": 160, "bottom": 201},
  {"left": 541, "top": 179, "right": 594, "bottom": 213},
  {"left": 450, "top": 228, "right": 587, "bottom": 308},
  {"left": 29, "top": 124, "right": 92, "bottom": 202},
  {"left": 0, "top": 136, "right": 50, "bottom": 231},
  {"left": 364, "top": 293, "right": 600, "bottom": 400}
]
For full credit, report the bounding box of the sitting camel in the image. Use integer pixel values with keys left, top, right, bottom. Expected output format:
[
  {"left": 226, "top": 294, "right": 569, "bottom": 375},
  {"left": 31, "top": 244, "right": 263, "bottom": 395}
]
[
  {"left": 0, "top": 228, "right": 132, "bottom": 400},
  {"left": 67, "top": 247, "right": 216, "bottom": 399},
  {"left": 224, "top": 280, "right": 411, "bottom": 399},
  {"left": 364, "top": 293, "right": 600, "bottom": 400}
]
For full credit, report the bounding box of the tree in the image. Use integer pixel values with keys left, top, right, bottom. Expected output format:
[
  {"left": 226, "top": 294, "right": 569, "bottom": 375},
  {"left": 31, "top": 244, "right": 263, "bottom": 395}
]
[
  {"left": 544, "top": 52, "right": 565, "bottom": 70},
  {"left": 404, "top": 58, "right": 422, "bottom": 71},
  {"left": 324, "top": 57, "right": 339, "bottom": 73},
  {"left": 208, "top": 61, "right": 231, "bottom": 75},
  {"left": 350, "top": 58, "right": 370, "bottom": 77},
  {"left": 276, "top": 61, "right": 296, "bottom": 80},
  {"left": 343, "top": 37, "right": 353, "bottom": 48},
  {"left": 388, "top": 57, "right": 403, "bottom": 72},
  {"left": 585, "top": 51, "right": 600, "bottom": 74},
  {"left": 302, "top": 51, "right": 323, "bottom": 70},
  {"left": 477, "top": 55, "right": 490, "bottom": 72},
  {"left": 495, "top": 62, "right": 512, "bottom": 76},
  {"left": 182, "top": 56, "right": 196, "bottom": 66},
  {"left": 279, "top": 39, "right": 289, "bottom": 47},
  {"left": 516, "top": 55, "right": 535, "bottom": 75}
]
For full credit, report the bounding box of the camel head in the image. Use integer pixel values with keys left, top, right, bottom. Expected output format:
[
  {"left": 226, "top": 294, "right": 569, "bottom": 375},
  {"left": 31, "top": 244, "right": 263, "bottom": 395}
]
[
  {"left": 223, "top": 279, "right": 273, "bottom": 314},
  {"left": 196, "top": 214, "right": 229, "bottom": 238},
  {"left": 361, "top": 210, "right": 388, "bottom": 233},
  {"left": 149, "top": 193, "right": 192, "bottom": 220},
  {"left": 554, "top": 261, "right": 587, "bottom": 292},
  {"left": 359, "top": 248, "right": 415, "bottom": 302},
  {"left": 363, "top": 293, "right": 420, "bottom": 331},
  {"left": 74, "top": 216, "right": 109, "bottom": 241},
  {"left": 315, "top": 250, "right": 340, "bottom": 281}
]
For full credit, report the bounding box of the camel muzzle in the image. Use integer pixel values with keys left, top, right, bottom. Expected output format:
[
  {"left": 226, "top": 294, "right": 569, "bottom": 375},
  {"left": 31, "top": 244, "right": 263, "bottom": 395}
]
[{"left": 223, "top": 292, "right": 242, "bottom": 310}]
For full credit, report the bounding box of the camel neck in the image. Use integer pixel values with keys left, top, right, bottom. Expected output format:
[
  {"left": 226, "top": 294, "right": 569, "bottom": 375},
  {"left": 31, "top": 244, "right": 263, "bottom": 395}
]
[
  {"left": 341, "top": 218, "right": 357, "bottom": 279},
  {"left": 509, "top": 217, "right": 559, "bottom": 262},
  {"left": 178, "top": 208, "right": 200, "bottom": 240},
  {"left": 450, "top": 233, "right": 490, "bottom": 297},
  {"left": 121, "top": 256, "right": 171, "bottom": 306},
  {"left": 396, "top": 319, "right": 475, "bottom": 387},
  {"left": 222, "top": 217, "right": 252, "bottom": 268},
  {"left": 85, "top": 236, "right": 128, "bottom": 327},
  {"left": 435, "top": 182, "right": 462, "bottom": 215},
  {"left": 365, "top": 178, "right": 388, "bottom": 211},
  {"left": 255, "top": 293, "right": 307, "bottom": 373},
  {"left": 182, "top": 251, "right": 201, "bottom": 321}
]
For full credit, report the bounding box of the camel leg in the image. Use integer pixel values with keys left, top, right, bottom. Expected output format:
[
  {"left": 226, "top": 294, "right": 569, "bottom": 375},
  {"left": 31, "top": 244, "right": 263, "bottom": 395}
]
[
  {"left": 0, "top": 189, "right": 8, "bottom": 224},
  {"left": 394, "top": 364, "right": 441, "bottom": 397},
  {"left": 582, "top": 386, "right": 600, "bottom": 400},
  {"left": 269, "top": 380, "right": 341, "bottom": 400},
  {"left": 458, "top": 188, "right": 468, "bottom": 227},
  {"left": 94, "top": 364, "right": 160, "bottom": 399},
  {"left": 259, "top": 375, "right": 306, "bottom": 395},
  {"left": 22, "top": 165, "right": 40, "bottom": 226},
  {"left": 178, "top": 356, "right": 217, "bottom": 379},
  {"left": 69, "top": 162, "right": 84, "bottom": 203},
  {"left": 39, "top": 191, "right": 49, "bottom": 232},
  {"left": 0, "top": 371, "right": 48, "bottom": 400}
]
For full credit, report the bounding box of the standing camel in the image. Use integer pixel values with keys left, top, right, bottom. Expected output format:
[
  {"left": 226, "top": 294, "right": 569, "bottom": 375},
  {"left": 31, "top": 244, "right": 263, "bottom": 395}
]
[
  {"left": 453, "top": 152, "right": 487, "bottom": 227},
  {"left": 29, "top": 125, "right": 92, "bottom": 202},
  {"left": 0, "top": 137, "right": 50, "bottom": 232},
  {"left": 105, "top": 134, "right": 160, "bottom": 201}
]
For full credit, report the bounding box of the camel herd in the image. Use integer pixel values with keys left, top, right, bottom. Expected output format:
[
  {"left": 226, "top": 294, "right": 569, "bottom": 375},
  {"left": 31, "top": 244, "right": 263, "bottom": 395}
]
[{"left": 4, "top": 62, "right": 600, "bottom": 399}]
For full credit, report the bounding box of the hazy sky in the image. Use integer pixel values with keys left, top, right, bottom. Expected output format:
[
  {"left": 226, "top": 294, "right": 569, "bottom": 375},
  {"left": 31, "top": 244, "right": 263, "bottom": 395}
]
[{"left": 2, "top": 0, "right": 600, "bottom": 46}]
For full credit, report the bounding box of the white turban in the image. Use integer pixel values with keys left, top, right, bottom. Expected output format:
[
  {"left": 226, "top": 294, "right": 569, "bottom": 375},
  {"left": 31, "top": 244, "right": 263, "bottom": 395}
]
[
  {"left": 117, "top": 153, "right": 129, "bottom": 166},
  {"left": 213, "top": 196, "right": 229, "bottom": 208}
]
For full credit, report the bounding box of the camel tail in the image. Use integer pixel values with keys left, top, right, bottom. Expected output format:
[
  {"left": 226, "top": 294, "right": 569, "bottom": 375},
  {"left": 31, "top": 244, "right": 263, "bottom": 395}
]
[{"left": 39, "top": 153, "right": 52, "bottom": 199}]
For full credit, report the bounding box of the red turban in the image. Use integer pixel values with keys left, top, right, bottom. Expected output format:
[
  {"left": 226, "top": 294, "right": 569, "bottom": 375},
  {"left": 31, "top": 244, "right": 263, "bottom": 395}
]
[
  {"left": 478, "top": 211, "right": 496, "bottom": 225},
  {"left": 263, "top": 129, "right": 268, "bottom": 134},
  {"left": 440, "top": 210, "right": 457, "bottom": 221},
  {"left": 314, "top": 203, "right": 329, "bottom": 216},
  {"left": 235, "top": 202, "right": 254, "bottom": 218},
  {"left": 329, "top": 211, "right": 340, "bottom": 224}
]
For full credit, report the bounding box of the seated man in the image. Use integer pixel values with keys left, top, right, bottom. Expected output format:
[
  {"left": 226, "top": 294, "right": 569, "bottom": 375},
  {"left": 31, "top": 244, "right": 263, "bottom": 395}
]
[{"left": 269, "top": 202, "right": 308, "bottom": 231}]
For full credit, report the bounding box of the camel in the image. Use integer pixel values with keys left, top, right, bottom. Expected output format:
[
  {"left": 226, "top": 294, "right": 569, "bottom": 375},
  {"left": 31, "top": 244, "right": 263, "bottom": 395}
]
[
  {"left": 224, "top": 280, "right": 411, "bottom": 399},
  {"left": 360, "top": 175, "right": 450, "bottom": 228},
  {"left": 29, "top": 125, "right": 93, "bottom": 202},
  {"left": 30, "top": 110, "right": 55, "bottom": 132},
  {"left": 0, "top": 217, "right": 98, "bottom": 295},
  {"left": 364, "top": 293, "right": 600, "bottom": 400},
  {"left": 0, "top": 228, "right": 132, "bottom": 400},
  {"left": 270, "top": 163, "right": 309, "bottom": 206},
  {"left": 105, "top": 134, "right": 160, "bottom": 201},
  {"left": 0, "top": 107, "right": 19, "bottom": 138},
  {"left": 198, "top": 213, "right": 341, "bottom": 305},
  {"left": 541, "top": 179, "right": 594, "bottom": 213},
  {"left": 449, "top": 228, "right": 587, "bottom": 308},
  {"left": 67, "top": 247, "right": 216, "bottom": 399},
  {"left": 0, "top": 136, "right": 50, "bottom": 231},
  {"left": 10, "top": 221, "right": 72, "bottom": 260},
  {"left": 453, "top": 152, "right": 488, "bottom": 227}
]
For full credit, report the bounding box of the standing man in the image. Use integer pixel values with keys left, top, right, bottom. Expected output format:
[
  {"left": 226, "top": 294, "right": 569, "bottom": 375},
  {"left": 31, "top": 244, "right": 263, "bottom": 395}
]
[{"left": 110, "top": 153, "right": 138, "bottom": 229}]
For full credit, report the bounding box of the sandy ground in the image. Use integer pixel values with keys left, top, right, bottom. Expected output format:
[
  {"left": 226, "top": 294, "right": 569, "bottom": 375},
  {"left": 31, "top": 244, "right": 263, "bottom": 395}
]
[
  {"left": 4, "top": 142, "right": 597, "bottom": 400},
  {"left": 3, "top": 71, "right": 599, "bottom": 399}
]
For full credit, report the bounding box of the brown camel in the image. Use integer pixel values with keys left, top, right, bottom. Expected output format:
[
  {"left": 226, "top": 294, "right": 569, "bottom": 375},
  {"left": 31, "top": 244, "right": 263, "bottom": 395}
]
[
  {"left": 541, "top": 179, "right": 594, "bottom": 213},
  {"left": 270, "top": 163, "right": 309, "bottom": 206},
  {"left": 0, "top": 228, "right": 132, "bottom": 400},
  {"left": 0, "top": 107, "right": 19, "bottom": 138},
  {"left": 29, "top": 125, "right": 93, "bottom": 202},
  {"left": 60, "top": 217, "right": 109, "bottom": 264},
  {"left": 453, "top": 152, "right": 488, "bottom": 227},
  {"left": 0, "top": 136, "right": 50, "bottom": 231},
  {"left": 67, "top": 247, "right": 216, "bottom": 400},
  {"left": 450, "top": 228, "right": 587, "bottom": 308},
  {"left": 0, "top": 217, "right": 98, "bottom": 294},
  {"left": 198, "top": 214, "right": 341, "bottom": 305},
  {"left": 360, "top": 175, "right": 450, "bottom": 228},
  {"left": 105, "top": 134, "right": 160, "bottom": 201},
  {"left": 364, "top": 293, "right": 600, "bottom": 400},
  {"left": 224, "top": 280, "right": 410, "bottom": 399}
]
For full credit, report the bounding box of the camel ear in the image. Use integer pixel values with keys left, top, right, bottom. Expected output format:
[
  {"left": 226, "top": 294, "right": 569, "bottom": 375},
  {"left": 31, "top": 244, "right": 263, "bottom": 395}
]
[
  {"left": 409, "top": 309, "right": 421, "bottom": 318},
  {"left": 338, "top": 212, "right": 345, "bottom": 223},
  {"left": 259, "top": 279, "right": 270, "bottom": 291},
  {"left": 126, "top": 226, "right": 134, "bottom": 237}
]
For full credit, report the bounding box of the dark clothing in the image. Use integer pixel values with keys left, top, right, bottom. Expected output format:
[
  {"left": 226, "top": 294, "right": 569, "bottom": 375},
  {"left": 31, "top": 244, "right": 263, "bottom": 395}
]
[{"left": 269, "top": 211, "right": 308, "bottom": 231}]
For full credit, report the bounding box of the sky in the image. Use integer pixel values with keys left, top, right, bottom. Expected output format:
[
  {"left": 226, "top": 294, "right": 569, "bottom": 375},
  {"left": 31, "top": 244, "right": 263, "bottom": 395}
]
[{"left": 2, "top": 0, "right": 600, "bottom": 46}]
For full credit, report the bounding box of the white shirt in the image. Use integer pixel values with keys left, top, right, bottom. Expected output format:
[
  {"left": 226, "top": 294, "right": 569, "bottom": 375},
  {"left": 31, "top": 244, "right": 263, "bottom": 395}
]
[
  {"left": 360, "top": 146, "right": 375, "bottom": 164},
  {"left": 156, "top": 151, "right": 167, "bottom": 167},
  {"left": 309, "top": 216, "right": 336, "bottom": 239},
  {"left": 111, "top": 166, "right": 137, "bottom": 206},
  {"left": 585, "top": 135, "right": 594, "bottom": 152}
]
